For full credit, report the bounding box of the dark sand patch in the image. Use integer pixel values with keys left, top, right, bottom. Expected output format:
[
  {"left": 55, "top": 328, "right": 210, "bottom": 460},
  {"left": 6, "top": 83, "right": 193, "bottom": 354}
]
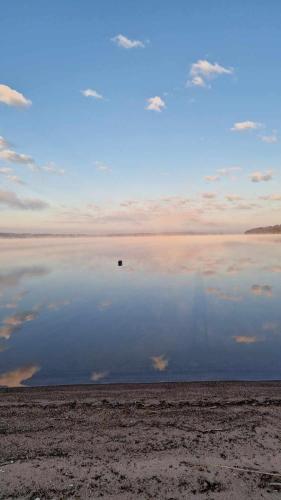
[{"left": 1, "top": 382, "right": 281, "bottom": 498}]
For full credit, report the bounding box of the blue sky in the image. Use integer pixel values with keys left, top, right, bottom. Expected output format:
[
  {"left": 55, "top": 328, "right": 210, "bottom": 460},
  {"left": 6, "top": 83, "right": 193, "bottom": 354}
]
[{"left": 0, "top": 0, "right": 280, "bottom": 233}]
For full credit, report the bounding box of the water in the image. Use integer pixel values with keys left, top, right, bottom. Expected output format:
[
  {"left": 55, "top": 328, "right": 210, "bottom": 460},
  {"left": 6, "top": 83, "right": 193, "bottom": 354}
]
[{"left": 0, "top": 235, "right": 281, "bottom": 387}]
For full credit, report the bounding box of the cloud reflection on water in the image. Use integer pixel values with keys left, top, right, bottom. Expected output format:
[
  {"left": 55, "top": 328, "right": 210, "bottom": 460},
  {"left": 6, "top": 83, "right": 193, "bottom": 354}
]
[
  {"left": 0, "top": 235, "right": 281, "bottom": 385},
  {"left": 0, "top": 364, "right": 40, "bottom": 387},
  {"left": 251, "top": 285, "right": 272, "bottom": 297},
  {"left": 151, "top": 355, "right": 169, "bottom": 371},
  {"left": 233, "top": 336, "right": 262, "bottom": 344},
  {"left": 0, "top": 311, "right": 38, "bottom": 339},
  {"left": 91, "top": 371, "right": 109, "bottom": 382}
]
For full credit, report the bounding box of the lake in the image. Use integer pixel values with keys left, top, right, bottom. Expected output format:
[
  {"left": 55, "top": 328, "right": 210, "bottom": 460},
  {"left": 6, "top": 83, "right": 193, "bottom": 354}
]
[{"left": 0, "top": 235, "right": 281, "bottom": 387}]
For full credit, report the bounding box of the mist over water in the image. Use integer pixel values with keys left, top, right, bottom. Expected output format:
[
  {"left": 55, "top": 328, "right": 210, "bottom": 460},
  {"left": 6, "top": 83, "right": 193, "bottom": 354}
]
[{"left": 0, "top": 235, "right": 281, "bottom": 387}]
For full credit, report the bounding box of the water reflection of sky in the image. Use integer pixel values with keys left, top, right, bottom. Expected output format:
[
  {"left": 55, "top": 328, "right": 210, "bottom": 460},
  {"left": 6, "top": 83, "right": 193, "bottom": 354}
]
[{"left": 1, "top": 235, "right": 281, "bottom": 387}]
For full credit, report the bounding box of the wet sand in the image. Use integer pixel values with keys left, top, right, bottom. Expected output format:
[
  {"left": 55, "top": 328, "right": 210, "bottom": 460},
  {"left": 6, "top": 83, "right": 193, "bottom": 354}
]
[{"left": 1, "top": 381, "right": 281, "bottom": 499}]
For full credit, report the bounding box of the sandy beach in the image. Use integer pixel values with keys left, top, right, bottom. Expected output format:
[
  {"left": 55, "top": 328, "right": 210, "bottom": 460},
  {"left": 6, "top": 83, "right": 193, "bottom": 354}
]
[{"left": 1, "top": 381, "right": 281, "bottom": 499}]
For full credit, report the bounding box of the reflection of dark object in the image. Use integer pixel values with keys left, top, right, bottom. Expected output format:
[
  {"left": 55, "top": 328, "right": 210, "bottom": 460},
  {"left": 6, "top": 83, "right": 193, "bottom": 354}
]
[
  {"left": 190, "top": 274, "right": 209, "bottom": 350},
  {"left": 118, "top": 260, "right": 123, "bottom": 266}
]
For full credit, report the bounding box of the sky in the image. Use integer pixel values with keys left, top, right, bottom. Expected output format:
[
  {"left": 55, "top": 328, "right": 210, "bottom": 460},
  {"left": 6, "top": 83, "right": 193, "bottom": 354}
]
[{"left": 0, "top": 0, "right": 280, "bottom": 234}]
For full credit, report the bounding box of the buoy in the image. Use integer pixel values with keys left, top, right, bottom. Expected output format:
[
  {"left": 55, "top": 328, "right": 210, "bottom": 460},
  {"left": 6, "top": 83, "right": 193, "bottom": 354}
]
[{"left": 118, "top": 260, "right": 123, "bottom": 266}]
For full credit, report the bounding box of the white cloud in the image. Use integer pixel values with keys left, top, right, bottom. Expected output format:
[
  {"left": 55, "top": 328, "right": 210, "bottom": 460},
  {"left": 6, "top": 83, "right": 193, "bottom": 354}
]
[
  {"left": 0, "top": 190, "right": 48, "bottom": 210},
  {"left": 260, "top": 131, "right": 278, "bottom": 144},
  {"left": 202, "top": 192, "right": 217, "bottom": 199},
  {"left": 41, "top": 163, "right": 65, "bottom": 175},
  {"left": 146, "top": 96, "right": 166, "bottom": 112},
  {"left": 217, "top": 166, "right": 242, "bottom": 177},
  {"left": 0, "top": 167, "right": 12, "bottom": 175},
  {"left": 250, "top": 170, "right": 273, "bottom": 182},
  {"left": 0, "top": 148, "right": 34, "bottom": 166},
  {"left": 191, "top": 60, "right": 233, "bottom": 76},
  {"left": 234, "top": 202, "right": 259, "bottom": 211},
  {"left": 111, "top": 34, "right": 145, "bottom": 49},
  {"left": 0, "top": 148, "right": 63, "bottom": 176},
  {"left": 231, "top": 121, "right": 262, "bottom": 132},
  {"left": 191, "top": 76, "right": 205, "bottom": 87},
  {"left": 0, "top": 84, "right": 31, "bottom": 107},
  {"left": 54, "top": 195, "right": 225, "bottom": 233},
  {"left": 0, "top": 167, "right": 25, "bottom": 187},
  {"left": 204, "top": 175, "right": 220, "bottom": 183},
  {"left": 205, "top": 167, "right": 242, "bottom": 184},
  {"left": 0, "top": 136, "right": 9, "bottom": 149},
  {"left": 188, "top": 59, "right": 233, "bottom": 87},
  {"left": 225, "top": 194, "right": 243, "bottom": 202},
  {"left": 6, "top": 175, "right": 25, "bottom": 185},
  {"left": 94, "top": 161, "right": 111, "bottom": 172},
  {"left": 81, "top": 89, "right": 103, "bottom": 99},
  {"left": 259, "top": 193, "right": 281, "bottom": 201}
]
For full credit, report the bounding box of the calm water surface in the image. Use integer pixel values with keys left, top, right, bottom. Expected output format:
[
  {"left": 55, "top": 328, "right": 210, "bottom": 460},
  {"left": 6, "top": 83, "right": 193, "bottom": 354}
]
[{"left": 0, "top": 235, "right": 281, "bottom": 387}]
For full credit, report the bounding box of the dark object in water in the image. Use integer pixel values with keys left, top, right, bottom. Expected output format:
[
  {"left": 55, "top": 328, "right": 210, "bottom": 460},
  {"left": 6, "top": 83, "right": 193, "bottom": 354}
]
[{"left": 118, "top": 260, "right": 123, "bottom": 266}]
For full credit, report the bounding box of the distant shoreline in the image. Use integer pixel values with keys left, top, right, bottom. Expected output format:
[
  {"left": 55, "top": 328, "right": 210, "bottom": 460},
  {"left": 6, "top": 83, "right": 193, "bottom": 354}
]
[
  {"left": 0, "top": 231, "right": 244, "bottom": 238},
  {"left": 0, "top": 230, "right": 279, "bottom": 238},
  {"left": 245, "top": 224, "right": 281, "bottom": 234}
]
